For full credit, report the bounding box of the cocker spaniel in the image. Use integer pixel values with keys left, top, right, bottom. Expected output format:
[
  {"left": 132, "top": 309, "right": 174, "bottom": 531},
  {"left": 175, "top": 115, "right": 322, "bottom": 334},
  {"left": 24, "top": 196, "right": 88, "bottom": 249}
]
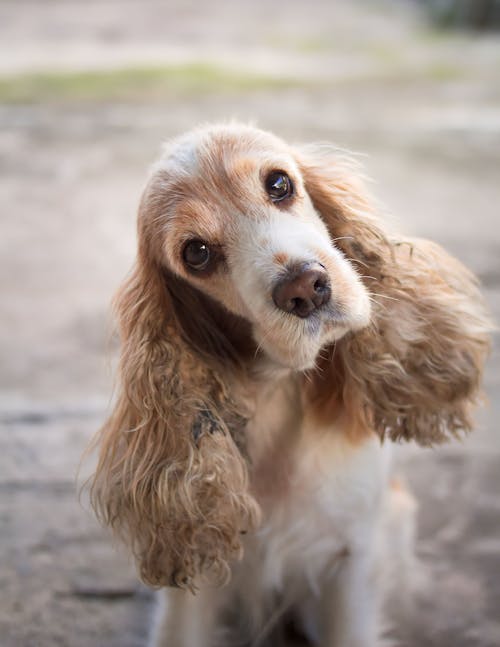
[{"left": 90, "top": 123, "right": 490, "bottom": 647}]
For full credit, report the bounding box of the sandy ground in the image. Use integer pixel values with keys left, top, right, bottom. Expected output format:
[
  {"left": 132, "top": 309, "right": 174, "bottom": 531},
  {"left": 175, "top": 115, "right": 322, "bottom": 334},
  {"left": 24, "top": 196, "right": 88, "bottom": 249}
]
[{"left": 1, "top": 1, "right": 499, "bottom": 645}]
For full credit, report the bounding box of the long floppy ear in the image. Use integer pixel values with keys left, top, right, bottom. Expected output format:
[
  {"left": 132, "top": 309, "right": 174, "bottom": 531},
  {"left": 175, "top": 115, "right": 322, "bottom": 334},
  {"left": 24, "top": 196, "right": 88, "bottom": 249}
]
[
  {"left": 90, "top": 194, "right": 259, "bottom": 590},
  {"left": 298, "top": 148, "right": 491, "bottom": 445}
]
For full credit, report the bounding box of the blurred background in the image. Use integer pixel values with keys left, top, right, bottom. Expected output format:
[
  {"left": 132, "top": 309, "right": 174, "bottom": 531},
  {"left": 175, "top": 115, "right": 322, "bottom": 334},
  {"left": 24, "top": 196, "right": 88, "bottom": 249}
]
[{"left": 0, "top": 1, "right": 499, "bottom": 645}]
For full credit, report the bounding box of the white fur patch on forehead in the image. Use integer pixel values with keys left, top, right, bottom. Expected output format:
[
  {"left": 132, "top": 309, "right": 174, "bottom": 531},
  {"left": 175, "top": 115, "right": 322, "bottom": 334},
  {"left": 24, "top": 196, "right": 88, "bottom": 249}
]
[{"left": 153, "top": 130, "right": 203, "bottom": 177}]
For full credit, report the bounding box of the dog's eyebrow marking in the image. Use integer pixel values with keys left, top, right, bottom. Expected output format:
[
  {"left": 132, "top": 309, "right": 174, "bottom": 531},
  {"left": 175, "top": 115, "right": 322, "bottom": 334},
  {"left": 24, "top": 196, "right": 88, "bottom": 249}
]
[
  {"left": 229, "top": 157, "right": 256, "bottom": 179},
  {"left": 273, "top": 252, "right": 289, "bottom": 266}
]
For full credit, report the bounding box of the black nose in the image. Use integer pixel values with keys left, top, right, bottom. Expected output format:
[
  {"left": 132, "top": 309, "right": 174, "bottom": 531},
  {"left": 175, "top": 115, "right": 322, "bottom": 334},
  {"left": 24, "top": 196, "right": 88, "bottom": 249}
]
[{"left": 272, "top": 262, "right": 331, "bottom": 318}]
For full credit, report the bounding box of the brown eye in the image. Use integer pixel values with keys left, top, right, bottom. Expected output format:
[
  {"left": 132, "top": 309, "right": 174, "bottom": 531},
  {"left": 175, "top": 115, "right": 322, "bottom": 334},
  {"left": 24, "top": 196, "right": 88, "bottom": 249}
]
[
  {"left": 265, "top": 171, "right": 293, "bottom": 202},
  {"left": 182, "top": 239, "right": 211, "bottom": 270}
]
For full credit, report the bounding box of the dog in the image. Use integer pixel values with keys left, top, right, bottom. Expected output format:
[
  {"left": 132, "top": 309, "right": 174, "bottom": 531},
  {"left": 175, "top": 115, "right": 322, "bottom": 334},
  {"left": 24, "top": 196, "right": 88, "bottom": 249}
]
[{"left": 89, "top": 123, "right": 490, "bottom": 646}]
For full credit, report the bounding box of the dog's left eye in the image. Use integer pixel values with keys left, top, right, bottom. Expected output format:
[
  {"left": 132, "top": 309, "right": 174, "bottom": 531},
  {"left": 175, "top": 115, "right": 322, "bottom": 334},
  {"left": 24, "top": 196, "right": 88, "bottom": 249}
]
[
  {"left": 265, "top": 171, "right": 293, "bottom": 202},
  {"left": 182, "top": 239, "right": 211, "bottom": 271}
]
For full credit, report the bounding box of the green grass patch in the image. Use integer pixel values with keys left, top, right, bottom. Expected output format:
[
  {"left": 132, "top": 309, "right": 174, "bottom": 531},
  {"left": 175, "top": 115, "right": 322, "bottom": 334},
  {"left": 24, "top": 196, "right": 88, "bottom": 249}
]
[
  {"left": 0, "top": 63, "right": 305, "bottom": 104},
  {"left": 424, "top": 61, "right": 467, "bottom": 80},
  {"left": 0, "top": 57, "right": 477, "bottom": 105}
]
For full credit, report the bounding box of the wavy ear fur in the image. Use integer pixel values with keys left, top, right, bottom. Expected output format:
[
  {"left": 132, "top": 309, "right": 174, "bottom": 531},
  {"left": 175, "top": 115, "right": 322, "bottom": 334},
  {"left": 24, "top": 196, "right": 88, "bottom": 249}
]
[
  {"left": 298, "top": 149, "right": 491, "bottom": 445},
  {"left": 90, "top": 192, "right": 259, "bottom": 590}
]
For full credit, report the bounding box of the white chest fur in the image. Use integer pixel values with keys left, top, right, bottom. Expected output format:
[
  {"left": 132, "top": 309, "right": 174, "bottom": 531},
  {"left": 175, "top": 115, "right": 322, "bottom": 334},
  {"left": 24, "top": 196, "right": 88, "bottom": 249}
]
[
  {"left": 240, "top": 374, "right": 391, "bottom": 597},
  {"left": 252, "top": 432, "right": 389, "bottom": 593}
]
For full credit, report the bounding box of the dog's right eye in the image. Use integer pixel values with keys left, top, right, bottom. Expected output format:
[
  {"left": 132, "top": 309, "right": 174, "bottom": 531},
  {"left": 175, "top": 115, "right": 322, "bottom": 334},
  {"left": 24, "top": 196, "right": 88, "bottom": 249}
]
[
  {"left": 265, "top": 171, "right": 293, "bottom": 203},
  {"left": 182, "top": 239, "right": 211, "bottom": 271}
]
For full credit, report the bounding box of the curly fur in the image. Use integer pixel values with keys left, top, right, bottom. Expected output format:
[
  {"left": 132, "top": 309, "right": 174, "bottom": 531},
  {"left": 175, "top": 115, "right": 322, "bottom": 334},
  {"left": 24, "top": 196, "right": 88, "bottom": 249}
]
[
  {"left": 91, "top": 200, "right": 260, "bottom": 588},
  {"left": 88, "top": 123, "right": 491, "bottom": 645},
  {"left": 299, "top": 151, "right": 490, "bottom": 443}
]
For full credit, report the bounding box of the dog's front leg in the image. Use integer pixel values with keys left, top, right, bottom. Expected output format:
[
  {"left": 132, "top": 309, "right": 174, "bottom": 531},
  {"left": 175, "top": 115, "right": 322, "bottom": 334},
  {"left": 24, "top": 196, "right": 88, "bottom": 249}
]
[
  {"left": 319, "top": 549, "right": 379, "bottom": 647},
  {"left": 150, "top": 587, "right": 221, "bottom": 647}
]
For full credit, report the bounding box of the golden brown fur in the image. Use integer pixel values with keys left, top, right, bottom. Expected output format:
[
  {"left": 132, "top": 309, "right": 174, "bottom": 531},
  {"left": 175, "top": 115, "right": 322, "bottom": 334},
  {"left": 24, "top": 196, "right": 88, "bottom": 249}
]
[
  {"left": 299, "top": 151, "right": 490, "bottom": 443},
  {"left": 89, "top": 123, "right": 490, "bottom": 604},
  {"left": 91, "top": 192, "right": 260, "bottom": 588}
]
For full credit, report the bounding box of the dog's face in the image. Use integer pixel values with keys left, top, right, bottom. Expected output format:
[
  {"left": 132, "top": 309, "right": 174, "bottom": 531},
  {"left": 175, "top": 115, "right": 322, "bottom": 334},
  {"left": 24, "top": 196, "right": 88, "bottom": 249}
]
[{"left": 146, "top": 124, "right": 371, "bottom": 370}]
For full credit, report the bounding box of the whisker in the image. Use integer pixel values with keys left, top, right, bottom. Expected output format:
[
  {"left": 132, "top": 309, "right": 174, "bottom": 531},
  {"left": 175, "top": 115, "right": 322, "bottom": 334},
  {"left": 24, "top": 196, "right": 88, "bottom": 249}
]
[
  {"left": 331, "top": 235, "right": 354, "bottom": 244},
  {"left": 369, "top": 292, "right": 399, "bottom": 302},
  {"left": 253, "top": 320, "right": 275, "bottom": 359},
  {"left": 348, "top": 258, "right": 370, "bottom": 269},
  {"left": 368, "top": 295, "right": 389, "bottom": 314},
  {"left": 251, "top": 309, "right": 290, "bottom": 359}
]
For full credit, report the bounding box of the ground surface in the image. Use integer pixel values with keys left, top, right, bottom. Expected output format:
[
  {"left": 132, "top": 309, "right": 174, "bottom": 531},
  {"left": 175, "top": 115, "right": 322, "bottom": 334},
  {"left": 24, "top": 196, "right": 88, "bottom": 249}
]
[{"left": 0, "top": 1, "right": 499, "bottom": 645}]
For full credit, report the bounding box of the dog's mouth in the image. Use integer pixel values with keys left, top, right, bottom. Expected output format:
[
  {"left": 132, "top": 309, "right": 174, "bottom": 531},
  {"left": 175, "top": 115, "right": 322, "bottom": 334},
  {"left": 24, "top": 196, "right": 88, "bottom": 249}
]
[
  {"left": 251, "top": 307, "right": 356, "bottom": 371},
  {"left": 308, "top": 301, "right": 351, "bottom": 325}
]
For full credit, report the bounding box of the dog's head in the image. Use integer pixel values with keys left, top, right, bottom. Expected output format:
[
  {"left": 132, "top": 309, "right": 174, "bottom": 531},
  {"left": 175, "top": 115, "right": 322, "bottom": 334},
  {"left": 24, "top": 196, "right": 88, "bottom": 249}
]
[{"left": 141, "top": 123, "right": 371, "bottom": 371}]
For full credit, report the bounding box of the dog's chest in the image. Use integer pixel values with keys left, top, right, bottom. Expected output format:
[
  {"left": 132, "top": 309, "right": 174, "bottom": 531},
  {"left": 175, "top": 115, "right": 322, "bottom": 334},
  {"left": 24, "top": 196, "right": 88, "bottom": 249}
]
[{"left": 244, "top": 378, "right": 388, "bottom": 590}]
